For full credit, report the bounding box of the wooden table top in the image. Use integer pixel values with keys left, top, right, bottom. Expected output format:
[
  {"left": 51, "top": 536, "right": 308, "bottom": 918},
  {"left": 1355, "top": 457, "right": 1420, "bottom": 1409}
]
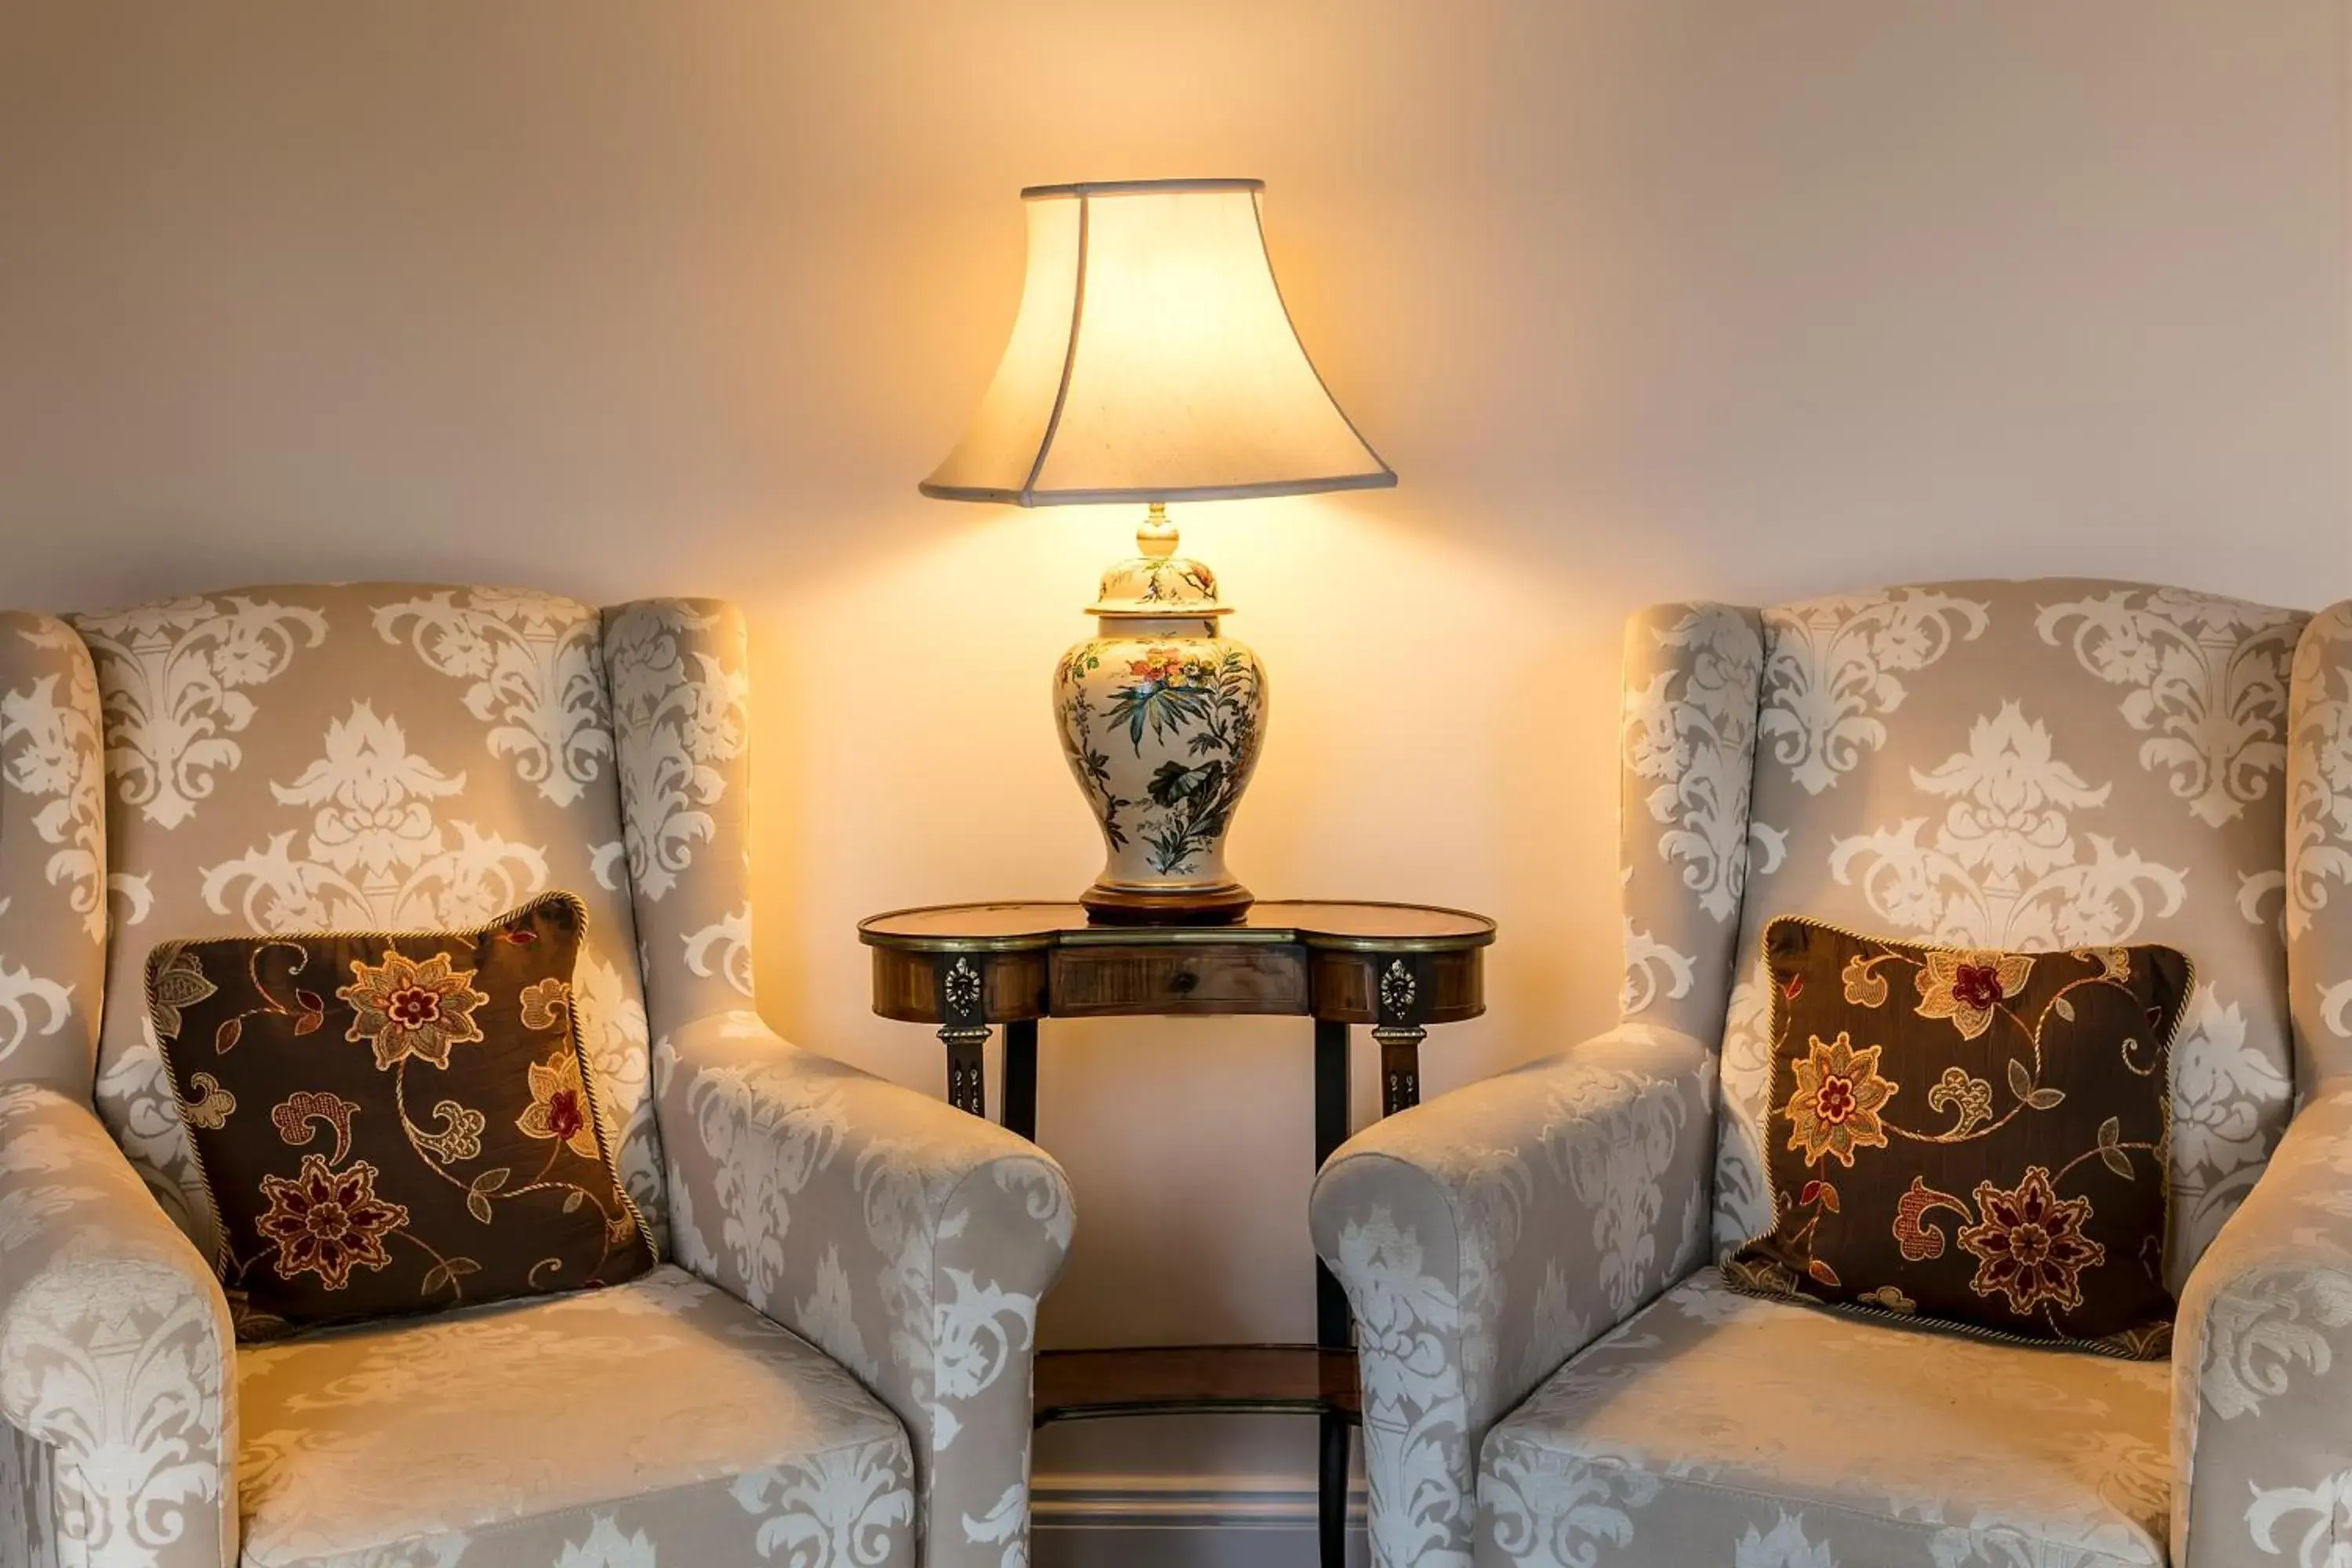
[{"left": 857, "top": 899, "right": 1496, "bottom": 953}]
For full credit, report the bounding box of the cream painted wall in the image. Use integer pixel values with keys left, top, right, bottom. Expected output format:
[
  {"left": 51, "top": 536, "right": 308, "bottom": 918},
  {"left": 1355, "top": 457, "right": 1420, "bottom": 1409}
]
[{"left": 3, "top": 0, "right": 2348, "bottom": 1502}]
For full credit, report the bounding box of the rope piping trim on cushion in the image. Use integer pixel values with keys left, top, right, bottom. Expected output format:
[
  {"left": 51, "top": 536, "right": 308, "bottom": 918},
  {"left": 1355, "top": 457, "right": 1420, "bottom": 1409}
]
[
  {"left": 1720, "top": 912, "right": 2195, "bottom": 1362},
  {"left": 141, "top": 888, "right": 659, "bottom": 1287}
]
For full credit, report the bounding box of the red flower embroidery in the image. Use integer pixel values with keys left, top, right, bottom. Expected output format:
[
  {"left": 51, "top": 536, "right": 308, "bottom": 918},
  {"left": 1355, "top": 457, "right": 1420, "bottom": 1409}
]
[
  {"left": 255, "top": 1154, "right": 408, "bottom": 1290},
  {"left": 1950, "top": 964, "right": 2005, "bottom": 1011},
  {"left": 1914, "top": 949, "right": 2034, "bottom": 1040},
  {"left": 517, "top": 1048, "right": 602, "bottom": 1160},
  {"left": 1958, "top": 1167, "right": 2105, "bottom": 1315},
  {"left": 339, "top": 950, "right": 489, "bottom": 1070},
  {"left": 1782, "top": 1032, "right": 1896, "bottom": 1167}
]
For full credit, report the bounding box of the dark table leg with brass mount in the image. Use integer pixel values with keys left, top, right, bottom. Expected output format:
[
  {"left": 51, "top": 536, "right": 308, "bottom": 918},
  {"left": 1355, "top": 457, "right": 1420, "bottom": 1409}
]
[
  {"left": 860, "top": 901, "right": 1492, "bottom": 1568},
  {"left": 935, "top": 954, "right": 992, "bottom": 1117},
  {"left": 1373, "top": 955, "right": 1431, "bottom": 1116}
]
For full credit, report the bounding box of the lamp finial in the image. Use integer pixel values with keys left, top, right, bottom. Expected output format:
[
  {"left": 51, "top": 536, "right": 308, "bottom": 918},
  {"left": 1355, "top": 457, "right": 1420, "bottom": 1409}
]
[{"left": 1138, "top": 501, "right": 1178, "bottom": 559}]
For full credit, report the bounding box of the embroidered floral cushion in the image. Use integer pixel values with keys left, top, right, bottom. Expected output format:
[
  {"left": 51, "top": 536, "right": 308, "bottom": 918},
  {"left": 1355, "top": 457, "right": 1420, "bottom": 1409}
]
[
  {"left": 146, "top": 892, "right": 653, "bottom": 1340},
  {"left": 1722, "top": 916, "right": 2194, "bottom": 1357}
]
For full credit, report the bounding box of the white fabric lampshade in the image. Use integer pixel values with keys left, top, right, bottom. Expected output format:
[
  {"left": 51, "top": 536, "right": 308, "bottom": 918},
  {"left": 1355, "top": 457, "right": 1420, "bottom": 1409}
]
[{"left": 921, "top": 179, "right": 1395, "bottom": 506}]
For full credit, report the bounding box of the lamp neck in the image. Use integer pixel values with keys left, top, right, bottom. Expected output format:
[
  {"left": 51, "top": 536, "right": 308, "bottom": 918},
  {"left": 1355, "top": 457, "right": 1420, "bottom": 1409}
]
[{"left": 1137, "top": 501, "right": 1178, "bottom": 560}]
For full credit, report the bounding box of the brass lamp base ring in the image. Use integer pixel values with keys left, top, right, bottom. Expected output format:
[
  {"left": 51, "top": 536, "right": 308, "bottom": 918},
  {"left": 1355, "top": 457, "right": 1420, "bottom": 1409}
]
[{"left": 1080, "top": 881, "right": 1254, "bottom": 926}]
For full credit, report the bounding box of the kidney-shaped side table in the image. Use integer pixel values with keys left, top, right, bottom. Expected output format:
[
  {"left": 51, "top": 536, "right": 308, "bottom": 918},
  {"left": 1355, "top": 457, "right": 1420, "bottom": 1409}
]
[{"left": 857, "top": 899, "right": 1495, "bottom": 1568}]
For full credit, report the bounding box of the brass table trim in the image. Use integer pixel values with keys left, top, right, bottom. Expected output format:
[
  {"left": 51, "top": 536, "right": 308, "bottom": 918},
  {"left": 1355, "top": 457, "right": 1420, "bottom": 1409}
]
[{"left": 857, "top": 898, "right": 1497, "bottom": 954}]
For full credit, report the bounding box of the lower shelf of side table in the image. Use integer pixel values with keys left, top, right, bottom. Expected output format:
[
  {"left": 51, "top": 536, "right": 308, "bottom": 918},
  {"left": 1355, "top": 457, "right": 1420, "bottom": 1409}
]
[{"left": 1034, "top": 1345, "right": 1362, "bottom": 1425}]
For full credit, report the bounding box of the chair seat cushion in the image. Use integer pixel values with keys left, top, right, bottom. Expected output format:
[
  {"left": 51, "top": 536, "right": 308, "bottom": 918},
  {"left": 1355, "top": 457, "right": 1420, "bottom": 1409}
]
[
  {"left": 234, "top": 1266, "right": 915, "bottom": 1567},
  {"left": 1479, "top": 1272, "right": 2169, "bottom": 1567}
]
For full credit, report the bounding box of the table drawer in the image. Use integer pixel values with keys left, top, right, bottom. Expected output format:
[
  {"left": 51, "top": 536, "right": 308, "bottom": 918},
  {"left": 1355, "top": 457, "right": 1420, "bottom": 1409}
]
[{"left": 1051, "top": 944, "right": 1308, "bottom": 1017}]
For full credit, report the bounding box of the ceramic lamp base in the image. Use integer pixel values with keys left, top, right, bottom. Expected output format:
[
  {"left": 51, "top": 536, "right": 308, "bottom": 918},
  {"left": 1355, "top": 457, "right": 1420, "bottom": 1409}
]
[
  {"left": 1081, "top": 880, "right": 1255, "bottom": 926},
  {"left": 1053, "top": 504, "right": 1269, "bottom": 931}
]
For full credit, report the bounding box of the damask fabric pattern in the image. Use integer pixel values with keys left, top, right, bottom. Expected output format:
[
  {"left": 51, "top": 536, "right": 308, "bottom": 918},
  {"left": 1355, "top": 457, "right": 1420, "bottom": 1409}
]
[
  {"left": 2170, "top": 1085, "right": 2352, "bottom": 1568},
  {"left": 1309, "top": 1023, "right": 1714, "bottom": 1568},
  {"left": 1, "top": 1417, "right": 60, "bottom": 1568},
  {"left": 658, "top": 1009, "right": 1076, "bottom": 1568},
  {"left": 0, "top": 1083, "right": 238, "bottom": 1568},
  {"left": 0, "top": 583, "right": 1074, "bottom": 1567},
  {"left": 1714, "top": 583, "right": 2304, "bottom": 1295},
  {"left": 1479, "top": 1271, "right": 2173, "bottom": 1567},
  {"left": 1618, "top": 602, "right": 1768, "bottom": 1038},
  {"left": 602, "top": 600, "right": 756, "bottom": 1047},
  {"left": 67, "top": 586, "right": 673, "bottom": 1260},
  {"left": 0, "top": 611, "right": 107, "bottom": 1094},
  {"left": 234, "top": 1265, "right": 916, "bottom": 1568},
  {"left": 2169, "top": 608, "right": 2352, "bottom": 1568},
  {"left": 612, "top": 593, "right": 1078, "bottom": 1565},
  {"left": 2285, "top": 602, "right": 2352, "bottom": 1085},
  {"left": 1318, "top": 579, "right": 2310, "bottom": 1568}
]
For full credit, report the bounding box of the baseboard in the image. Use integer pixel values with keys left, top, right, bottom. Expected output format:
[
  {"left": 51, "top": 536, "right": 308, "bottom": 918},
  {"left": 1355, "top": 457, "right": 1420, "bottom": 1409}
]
[{"left": 1032, "top": 1472, "right": 1368, "bottom": 1568}]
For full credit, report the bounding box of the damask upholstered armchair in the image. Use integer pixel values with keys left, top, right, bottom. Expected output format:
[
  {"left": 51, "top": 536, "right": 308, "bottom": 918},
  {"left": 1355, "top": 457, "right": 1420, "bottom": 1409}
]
[
  {"left": 1312, "top": 579, "right": 2339, "bottom": 1567},
  {"left": 0, "top": 585, "right": 1073, "bottom": 1567}
]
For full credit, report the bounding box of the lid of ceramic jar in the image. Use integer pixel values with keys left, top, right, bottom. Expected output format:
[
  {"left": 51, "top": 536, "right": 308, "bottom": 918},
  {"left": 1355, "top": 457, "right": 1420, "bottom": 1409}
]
[{"left": 1087, "top": 553, "right": 1233, "bottom": 617}]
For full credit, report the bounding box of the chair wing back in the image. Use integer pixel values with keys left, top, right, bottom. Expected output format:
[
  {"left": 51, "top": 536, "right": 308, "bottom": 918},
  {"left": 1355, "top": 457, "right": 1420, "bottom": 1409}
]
[
  {"left": 0, "top": 612, "right": 107, "bottom": 1094},
  {"left": 67, "top": 584, "right": 670, "bottom": 1261},
  {"left": 601, "top": 598, "right": 756, "bottom": 1045},
  {"left": 2287, "top": 603, "right": 2352, "bottom": 1087},
  {"left": 1619, "top": 601, "right": 1769, "bottom": 1040},
  {"left": 1622, "top": 580, "right": 2305, "bottom": 1294}
]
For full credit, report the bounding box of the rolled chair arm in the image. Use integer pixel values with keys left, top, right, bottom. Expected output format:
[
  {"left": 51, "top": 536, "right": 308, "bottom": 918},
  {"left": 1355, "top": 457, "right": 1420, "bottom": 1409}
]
[
  {"left": 2173, "top": 1085, "right": 2352, "bottom": 1567},
  {"left": 655, "top": 1010, "right": 1075, "bottom": 1568},
  {"left": 1308, "top": 1022, "right": 1714, "bottom": 1568},
  {"left": 0, "top": 1083, "right": 236, "bottom": 1568}
]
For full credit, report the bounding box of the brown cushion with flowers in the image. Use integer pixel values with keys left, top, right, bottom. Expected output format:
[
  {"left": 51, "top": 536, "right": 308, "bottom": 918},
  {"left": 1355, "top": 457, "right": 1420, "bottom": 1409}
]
[
  {"left": 1723, "top": 916, "right": 2194, "bottom": 1358},
  {"left": 147, "top": 891, "right": 652, "bottom": 1341}
]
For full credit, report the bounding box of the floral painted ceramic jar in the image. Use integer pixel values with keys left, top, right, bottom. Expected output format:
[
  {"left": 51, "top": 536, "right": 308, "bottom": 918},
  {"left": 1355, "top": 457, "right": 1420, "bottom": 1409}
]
[{"left": 1054, "top": 511, "right": 1266, "bottom": 923}]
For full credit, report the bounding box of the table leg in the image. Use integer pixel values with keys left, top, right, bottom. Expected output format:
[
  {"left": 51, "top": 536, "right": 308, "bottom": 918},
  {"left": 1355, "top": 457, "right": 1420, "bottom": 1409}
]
[
  {"left": 1313, "top": 1020, "right": 1352, "bottom": 1344},
  {"left": 1003, "top": 1019, "right": 1039, "bottom": 1141},
  {"left": 1314, "top": 1019, "right": 1352, "bottom": 1568},
  {"left": 1374, "top": 1022, "right": 1425, "bottom": 1116},
  {"left": 1320, "top": 1410, "right": 1351, "bottom": 1567},
  {"left": 1372, "top": 955, "right": 1430, "bottom": 1116},
  {"left": 935, "top": 953, "right": 989, "bottom": 1119},
  {"left": 939, "top": 1024, "right": 988, "bottom": 1119}
]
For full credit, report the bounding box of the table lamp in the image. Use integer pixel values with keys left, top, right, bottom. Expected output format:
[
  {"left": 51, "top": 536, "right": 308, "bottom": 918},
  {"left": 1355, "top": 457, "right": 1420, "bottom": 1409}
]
[{"left": 922, "top": 178, "right": 1395, "bottom": 924}]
